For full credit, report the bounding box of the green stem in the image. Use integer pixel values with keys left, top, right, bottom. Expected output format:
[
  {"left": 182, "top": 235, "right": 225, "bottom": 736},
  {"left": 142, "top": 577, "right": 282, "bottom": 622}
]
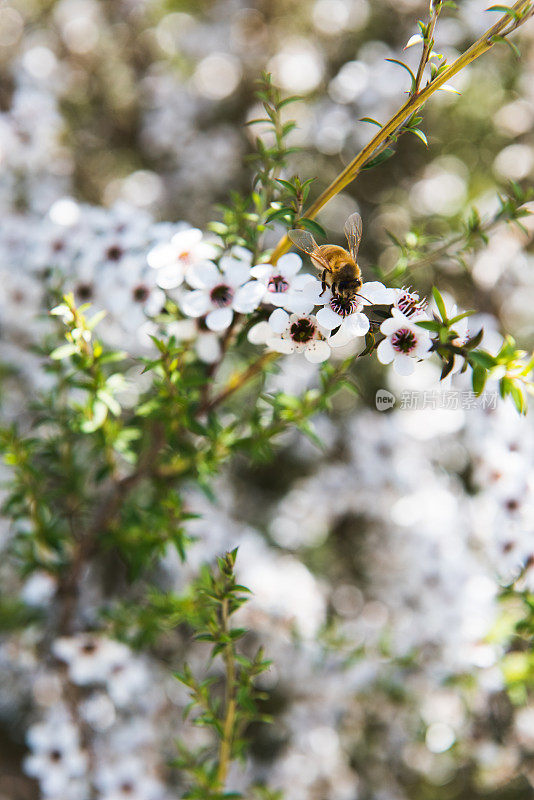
[{"left": 216, "top": 597, "right": 237, "bottom": 790}]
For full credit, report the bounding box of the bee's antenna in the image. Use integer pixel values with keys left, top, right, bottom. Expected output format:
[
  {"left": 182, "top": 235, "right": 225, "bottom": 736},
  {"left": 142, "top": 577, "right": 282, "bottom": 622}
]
[{"left": 354, "top": 293, "right": 371, "bottom": 303}]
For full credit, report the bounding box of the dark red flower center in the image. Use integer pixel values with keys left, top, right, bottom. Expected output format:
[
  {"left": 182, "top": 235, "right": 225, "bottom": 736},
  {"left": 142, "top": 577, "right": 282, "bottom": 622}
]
[
  {"left": 210, "top": 284, "right": 233, "bottom": 307},
  {"left": 76, "top": 282, "right": 93, "bottom": 300},
  {"left": 391, "top": 328, "right": 417, "bottom": 354},
  {"left": 268, "top": 274, "right": 289, "bottom": 293},
  {"left": 132, "top": 284, "right": 150, "bottom": 303},
  {"left": 290, "top": 318, "right": 316, "bottom": 343},
  {"left": 106, "top": 245, "right": 123, "bottom": 262}
]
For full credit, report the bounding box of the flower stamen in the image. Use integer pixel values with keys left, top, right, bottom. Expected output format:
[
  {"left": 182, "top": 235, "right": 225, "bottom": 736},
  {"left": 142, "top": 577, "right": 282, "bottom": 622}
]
[
  {"left": 397, "top": 288, "right": 426, "bottom": 318},
  {"left": 391, "top": 328, "right": 417, "bottom": 354},
  {"left": 267, "top": 274, "right": 289, "bottom": 293},
  {"left": 329, "top": 295, "right": 360, "bottom": 318},
  {"left": 290, "top": 318, "right": 316, "bottom": 343}
]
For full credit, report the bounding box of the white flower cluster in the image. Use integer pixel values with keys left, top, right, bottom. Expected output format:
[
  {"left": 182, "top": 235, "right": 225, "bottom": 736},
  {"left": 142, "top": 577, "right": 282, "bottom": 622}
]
[
  {"left": 147, "top": 232, "right": 440, "bottom": 370},
  {"left": 22, "top": 634, "right": 166, "bottom": 800}
]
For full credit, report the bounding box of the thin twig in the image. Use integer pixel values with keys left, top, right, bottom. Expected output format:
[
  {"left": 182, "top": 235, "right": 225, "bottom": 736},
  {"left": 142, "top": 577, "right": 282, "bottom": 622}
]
[
  {"left": 201, "top": 351, "right": 279, "bottom": 414},
  {"left": 413, "top": 2, "right": 442, "bottom": 95},
  {"left": 56, "top": 422, "right": 166, "bottom": 633}
]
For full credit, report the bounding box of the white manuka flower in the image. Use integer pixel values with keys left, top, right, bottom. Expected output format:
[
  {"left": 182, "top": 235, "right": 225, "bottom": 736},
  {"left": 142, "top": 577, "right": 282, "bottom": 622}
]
[
  {"left": 391, "top": 286, "right": 427, "bottom": 319},
  {"left": 250, "top": 253, "right": 315, "bottom": 312},
  {"left": 24, "top": 713, "right": 88, "bottom": 796},
  {"left": 52, "top": 635, "right": 131, "bottom": 686},
  {"left": 96, "top": 758, "right": 164, "bottom": 800},
  {"left": 300, "top": 279, "right": 394, "bottom": 347},
  {"left": 181, "top": 257, "right": 264, "bottom": 331},
  {"left": 147, "top": 225, "right": 218, "bottom": 290},
  {"left": 106, "top": 658, "right": 150, "bottom": 707},
  {"left": 249, "top": 309, "right": 331, "bottom": 363},
  {"left": 377, "top": 308, "right": 432, "bottom": 375}
]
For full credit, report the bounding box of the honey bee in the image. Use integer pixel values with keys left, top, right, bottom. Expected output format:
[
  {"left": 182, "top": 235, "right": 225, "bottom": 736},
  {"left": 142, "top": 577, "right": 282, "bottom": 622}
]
[{"left": 288, "top": 212, "right": 363, "bottom": 300}]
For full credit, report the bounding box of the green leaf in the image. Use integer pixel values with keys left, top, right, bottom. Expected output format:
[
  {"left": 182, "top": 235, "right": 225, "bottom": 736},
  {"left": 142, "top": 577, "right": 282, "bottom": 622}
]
[
  {"left": 87, "top": 310, "right": 107, "bottom": 330},
  {"left": 463, "top": 328, "right": 484, "bottom": 350},
  {"left": 277, "top": 95, "right": 301, "bottom": 108},
  {"left": 275, "top": 179, "right": 298, "bottom": 193},
  {"left": 385, "top": 59, "right": 417, "bottom": 92},
  {"left": 448, "top": 311, "right": 474, "bottom": 325},
  {"left": 510, "top": 381, "right": 527, "bottom": 414},
  {"left": 416, "top": 320, "right": 442, "bottom": 332},
  {"left": 487, "top": 5, "right": 521, "bottom": 20},
  {"left": 410, "top": 128, "right": 428, "bottom": 146},
  {"left": 469, "top": 350, "right": 496, "bottom": 370},
  {"left": 440, "top": 357, "right": 455, "bottom": 380},
  {"left": 472, "top": 365, "right": 488, "bottom": 396},
  {"left": 432, "top": 286, "right": 448, "bottom": 322},
  {"left": 298, "top": 218, "right": 326, "bottom": 238},
  {"left": 80, "top": 400, "right": 108, "bottom": 433},
  {"left": 491, "top": 34, "right": 521, "bottom": 58},
  {"left": 50, "top": 343, "right": 78, "bottom": 360},
  {"left": 97, "top": 390, "right": 121, "bottom": 417},
  {"left": 360, "top": 117, "right": 383, "bottom": 128},
  {"left": 362, "top": 147, "right": 396, "bottom": 170}
]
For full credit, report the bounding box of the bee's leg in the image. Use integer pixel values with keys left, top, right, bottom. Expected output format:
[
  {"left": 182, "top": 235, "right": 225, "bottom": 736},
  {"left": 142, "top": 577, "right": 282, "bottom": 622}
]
[
  {"left": 320, "top": 270, "right": 328, "bottom": 296},
  {"left": 331, "top": 281, "right": 337, "bottom": 296}
]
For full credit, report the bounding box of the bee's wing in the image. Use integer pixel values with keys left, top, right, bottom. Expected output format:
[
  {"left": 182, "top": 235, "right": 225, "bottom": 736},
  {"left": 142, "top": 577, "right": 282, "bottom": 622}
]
[
  {"left": 344, "top": 212, "right": 363, "bottom": 261},
  {"left": 288, "top": 229, "right": 331, "bottom": 273},
  {"left": 288, "top": 229, "right": 319, "bottom": 256}
]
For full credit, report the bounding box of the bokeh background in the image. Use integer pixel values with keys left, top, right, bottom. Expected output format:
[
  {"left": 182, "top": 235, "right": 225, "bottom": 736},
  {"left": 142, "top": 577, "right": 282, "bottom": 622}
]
[{"left": 2, "top": 1, "right": 534, "bottom": 799}]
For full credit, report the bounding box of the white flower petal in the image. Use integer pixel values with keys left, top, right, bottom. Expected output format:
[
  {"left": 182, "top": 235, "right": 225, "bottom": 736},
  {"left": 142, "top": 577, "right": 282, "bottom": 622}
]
[
  {"left": 221, "top": 258, "right": 251, "bottom": 287},
  {"left": 186, "top": 261, "right": 220, "bottom": 289},
  {"left": 233, "top": 280, "right": 265, "bottom": 313},
  {"left": 226, "top": 245, "right": 253, "bottom": 265},
  {"left": 328, "top": 327, "right": 357, "bottom": 348},
  {"left": 380, "top": 316, "right": 401, "bottom": 335},
  {"left": 343, "top": 312, "right": 370, "bottom": 336},
  {"left": 147, "top": 243, "right": 174, "bottom": 270},
  {"left": 250, "top": 264, "right": 272, "bottom": 283},
  {"left": 269, "top": 308, "right": 290, "bottom": 334},
  {"left": 301, "top": 279, "right": 328, "bottom": 306},
  {"left": 286, "top": 289, "right": 315, "bottom": 315},
  {"left": 291, "top": 273, "right": 316, "bottom": 290},
  {"left": 316, "top": 306, "right": 342, "bottom": 330},
  {"left": 181, "top": 290, "right": 211, "bottom": 318},
  {"left": 393, "top": 355, "right": 415, "bottom": 376},
  {"left": 156, "top": 264, "right": 184, "bottom": 290},
  {"left": 361, "top": 281, "right": 395, "bottom": 305},
  {"left": 196, "top": 334, "right": 221, "bottom": 363},
  {"left": 305, "top": 339, "right": 331, "bottom": 363},
  {"left": 247, "top": 321, "right": 272, "bottom": 345},
  {"left": 277, "top": 252, "right": 302, "bottom": 278},
  {"left": 206, "top": 307, "right": 233, "bottom": 331},
  {"left": 269, "top": 337, "right": 295, "bottom": 354},
  {"left": 171, "top": 228, "right": 203, "bottom": 248},
  {"left": 266, "top": 292, "right": 287, "bottom": 307},
  {"left": 376, "top": 339, "right": 395, "bottom": 364}
]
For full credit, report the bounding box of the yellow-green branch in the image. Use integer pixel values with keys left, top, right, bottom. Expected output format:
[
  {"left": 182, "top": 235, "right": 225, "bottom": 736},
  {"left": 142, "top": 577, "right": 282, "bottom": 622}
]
[{"left": 269, "top": 0, "right": 534, "bottom": 264}]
